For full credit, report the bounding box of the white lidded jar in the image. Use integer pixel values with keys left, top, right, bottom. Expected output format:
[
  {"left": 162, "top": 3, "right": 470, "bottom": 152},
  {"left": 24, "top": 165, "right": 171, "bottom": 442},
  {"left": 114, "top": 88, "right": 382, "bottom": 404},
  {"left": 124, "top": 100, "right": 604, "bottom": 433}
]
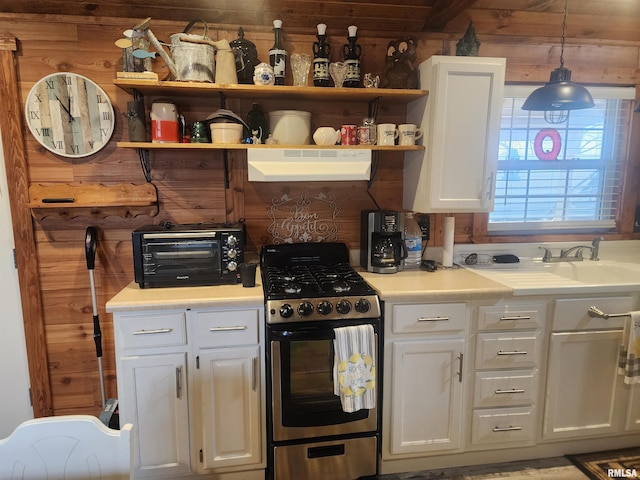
[{"left": 404, "top": 211, "right": 423, "bottom": 269}]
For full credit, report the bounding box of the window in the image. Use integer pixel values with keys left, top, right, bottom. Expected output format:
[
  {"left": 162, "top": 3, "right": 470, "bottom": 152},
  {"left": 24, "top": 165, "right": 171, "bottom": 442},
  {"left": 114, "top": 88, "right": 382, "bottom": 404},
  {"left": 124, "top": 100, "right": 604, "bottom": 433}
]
[{"left": 488, "top": 85, "right": 635, "bottom": 234}]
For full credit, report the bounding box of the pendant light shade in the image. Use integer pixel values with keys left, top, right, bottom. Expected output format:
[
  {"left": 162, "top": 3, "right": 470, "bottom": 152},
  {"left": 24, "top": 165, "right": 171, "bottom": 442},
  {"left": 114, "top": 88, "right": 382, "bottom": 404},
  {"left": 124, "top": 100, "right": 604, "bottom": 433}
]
[
  {"left": 522, "top": 0, "right": 594, "bottom": 123},
  {"left": 522, "top": 67, "right": 594, "bottom": 111}
]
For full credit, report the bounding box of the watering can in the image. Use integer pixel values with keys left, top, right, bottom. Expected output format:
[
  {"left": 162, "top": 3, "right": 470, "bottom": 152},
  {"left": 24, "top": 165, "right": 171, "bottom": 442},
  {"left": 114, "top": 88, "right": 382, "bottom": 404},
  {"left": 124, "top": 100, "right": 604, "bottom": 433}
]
[{"left": 135, "top": 17, "right": 239, "bottom": 84}]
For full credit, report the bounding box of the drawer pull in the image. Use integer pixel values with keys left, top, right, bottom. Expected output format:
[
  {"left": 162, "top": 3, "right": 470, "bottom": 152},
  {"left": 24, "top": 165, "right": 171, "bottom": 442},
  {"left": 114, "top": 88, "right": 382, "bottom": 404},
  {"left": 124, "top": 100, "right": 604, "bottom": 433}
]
[
  {"left": 418, "top": 316, "right": 450, "bottom": 322},
  {"left": 499, "top": 315, "right": 531, "bottom": 321},
  {"left": 495, "top": 388, "right": 525, "bottom": 394},
  {"left": 209, "top": 325, "right": 248, "bottom": 332},
  {"left": 497, "top": 350, "right": 527, "bottom": 356},
  {"left": 492, "top": 425, "right": 522, "bottom": 432},
  {"left": 132, "top": 328, "right": 173, "bottom": 335}
]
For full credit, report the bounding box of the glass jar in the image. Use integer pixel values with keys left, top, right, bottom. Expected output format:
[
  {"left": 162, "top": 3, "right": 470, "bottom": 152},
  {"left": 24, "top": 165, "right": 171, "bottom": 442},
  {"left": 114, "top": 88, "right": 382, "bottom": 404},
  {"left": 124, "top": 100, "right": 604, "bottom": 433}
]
[{"left": 357, "top": 118, "right": 376, "bottom": 145}]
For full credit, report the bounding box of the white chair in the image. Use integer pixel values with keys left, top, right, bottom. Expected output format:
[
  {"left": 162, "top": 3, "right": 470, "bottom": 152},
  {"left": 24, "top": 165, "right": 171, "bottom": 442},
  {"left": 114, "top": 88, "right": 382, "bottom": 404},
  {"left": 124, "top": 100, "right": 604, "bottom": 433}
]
[{"left": 0, "top": 414, "right": 132, "bottom": 479}]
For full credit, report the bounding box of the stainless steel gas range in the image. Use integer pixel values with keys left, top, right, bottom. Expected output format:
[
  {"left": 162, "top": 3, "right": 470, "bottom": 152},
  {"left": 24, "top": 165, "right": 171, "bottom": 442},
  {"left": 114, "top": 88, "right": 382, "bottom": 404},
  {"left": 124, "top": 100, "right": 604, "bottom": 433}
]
[{"left": 260, "top": 242, "right": 381, "bottom": 480}]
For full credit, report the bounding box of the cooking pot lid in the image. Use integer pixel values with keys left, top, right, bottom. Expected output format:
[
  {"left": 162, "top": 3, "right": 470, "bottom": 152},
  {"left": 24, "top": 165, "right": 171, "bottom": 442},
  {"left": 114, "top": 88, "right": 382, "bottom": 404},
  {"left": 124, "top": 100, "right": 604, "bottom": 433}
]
[{"left": 205, "top": 109, "right": 249, "bottom": 129}]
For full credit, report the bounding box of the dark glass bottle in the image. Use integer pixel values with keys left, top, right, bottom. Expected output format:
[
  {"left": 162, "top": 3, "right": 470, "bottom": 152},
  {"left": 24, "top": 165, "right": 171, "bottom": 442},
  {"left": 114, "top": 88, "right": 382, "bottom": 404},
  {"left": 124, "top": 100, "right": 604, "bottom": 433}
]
[
  {"left": 312, "top": 23, "right": 331, "bottom": 87},
  {"left": 246, "top": 103, "right": 268, "bottom": 144},
  {"left": 269, "top": 19, "right": 287, "bottom": 85},
  {"left": 342, "top": 25, "right": 362, "bottom": 88}
]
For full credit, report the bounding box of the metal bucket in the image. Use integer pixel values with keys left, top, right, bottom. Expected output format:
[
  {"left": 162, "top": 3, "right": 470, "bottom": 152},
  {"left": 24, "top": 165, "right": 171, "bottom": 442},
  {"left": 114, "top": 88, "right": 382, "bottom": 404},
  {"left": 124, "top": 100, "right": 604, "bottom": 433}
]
[{"left": 169, "top": 19, "right": 215, "bottom": 82}]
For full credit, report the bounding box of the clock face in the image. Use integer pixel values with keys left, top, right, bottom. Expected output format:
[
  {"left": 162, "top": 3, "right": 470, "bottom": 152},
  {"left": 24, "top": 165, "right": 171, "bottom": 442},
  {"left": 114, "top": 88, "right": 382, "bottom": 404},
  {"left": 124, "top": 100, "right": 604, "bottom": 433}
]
[{"left": 25, "top": 73, "right": 115, "bottom": 158}]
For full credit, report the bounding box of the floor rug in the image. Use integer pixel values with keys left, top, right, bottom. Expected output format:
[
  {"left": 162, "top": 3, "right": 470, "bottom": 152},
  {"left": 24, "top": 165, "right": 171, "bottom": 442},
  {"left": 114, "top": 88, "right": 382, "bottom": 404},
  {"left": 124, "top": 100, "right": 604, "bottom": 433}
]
[
  {"left": 377, "top": 456, "right": 585, "bottom": 479},
  {"left": 567, "top": 447, "right": 640, "bottom": 480}
]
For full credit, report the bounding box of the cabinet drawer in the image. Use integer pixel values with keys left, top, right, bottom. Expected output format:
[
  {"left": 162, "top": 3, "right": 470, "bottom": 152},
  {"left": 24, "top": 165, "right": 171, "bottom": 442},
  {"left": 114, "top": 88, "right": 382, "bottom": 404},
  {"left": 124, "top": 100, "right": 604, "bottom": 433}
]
[
  {"left": 192, "top": 308, "right": 260, "bottom": 348},
  {"left": 392, "top": 303, "right": 466, "bottom": 334},
  {"left": 475, "top": 332, "right": 540, "bottom": 369},
  {"left": 471, "top": 407, "right": 536, "bottom": 446},
  {"left": 553, "top": 296, "right": 633, "bottom": 331},
  {"left": 473, "top": 369, "right": 538, "bottom": 408},
  {"left": 477, "top": 303, "right": 545, "bottom": 331},
  {"left": 115, "top": 311, "right": 187, "bottom": 350}
]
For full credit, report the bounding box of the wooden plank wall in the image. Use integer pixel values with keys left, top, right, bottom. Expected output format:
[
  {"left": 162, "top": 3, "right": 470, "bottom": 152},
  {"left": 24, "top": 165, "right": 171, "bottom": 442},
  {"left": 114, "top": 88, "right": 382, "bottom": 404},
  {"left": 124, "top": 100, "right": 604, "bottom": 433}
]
[{"left": 0, "top": 13, "right": 638, "bottom": 416}]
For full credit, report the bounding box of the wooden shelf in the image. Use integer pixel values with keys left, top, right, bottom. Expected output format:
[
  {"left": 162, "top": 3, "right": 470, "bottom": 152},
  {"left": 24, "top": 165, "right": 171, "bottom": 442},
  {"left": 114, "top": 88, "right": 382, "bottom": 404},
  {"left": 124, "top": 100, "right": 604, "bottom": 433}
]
[
  {"left": 117, "top": 142, "right": 425, "bottom": 151},
  {"left": 28, "top": 183, "right": 159, "bottom": 219},
  {"left": 113, "top": 79, "right": 428, "bottom": 103}
]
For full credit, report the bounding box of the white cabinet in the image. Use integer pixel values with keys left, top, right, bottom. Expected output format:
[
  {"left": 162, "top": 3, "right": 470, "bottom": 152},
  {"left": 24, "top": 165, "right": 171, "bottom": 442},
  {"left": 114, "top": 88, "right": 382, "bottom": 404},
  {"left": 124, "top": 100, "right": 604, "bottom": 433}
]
[
  {"left": 114, "top": 310, "right": 192, "bottom": 478},
  {"left": 383, "top": 302, "right": 467, "bottom": 458},
  {"left": 403, "top": 56, "right": 505, "bottom": 212},
  {"left": 190, "top": 308, "right": 263, "bottom": 473},
  {"left": 543, "top": 296, "right": 633, "bottom": 440},
  {"left": 470, "top": 301, "right": 545, "bottom": 449},
  {"left": 113, "top": 305, "right": 265, "bottom": 479},
  {"left": 626, "top": 385, "right": 640, "bottom": 431}
]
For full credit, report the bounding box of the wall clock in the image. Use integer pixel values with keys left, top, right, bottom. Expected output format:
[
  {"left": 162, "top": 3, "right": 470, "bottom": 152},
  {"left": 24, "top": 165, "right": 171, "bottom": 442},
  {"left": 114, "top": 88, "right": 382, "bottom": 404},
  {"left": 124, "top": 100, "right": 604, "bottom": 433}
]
[{"left": 24, "top": 72, "right": 115, "bottom": 158}]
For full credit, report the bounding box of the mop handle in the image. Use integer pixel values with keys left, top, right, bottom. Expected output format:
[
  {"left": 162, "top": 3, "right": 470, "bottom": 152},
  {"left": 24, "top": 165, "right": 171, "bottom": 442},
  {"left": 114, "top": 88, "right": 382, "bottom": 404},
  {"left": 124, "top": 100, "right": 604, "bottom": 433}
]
[{"left": 85, "top": 227, "right": 102, "bottom": 357}]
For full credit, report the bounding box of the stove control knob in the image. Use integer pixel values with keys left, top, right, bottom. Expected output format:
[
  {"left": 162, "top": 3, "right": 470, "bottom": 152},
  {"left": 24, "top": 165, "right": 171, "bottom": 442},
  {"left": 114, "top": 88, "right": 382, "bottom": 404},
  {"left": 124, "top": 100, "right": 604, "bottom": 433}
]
[
  {"left": 227, "top": 261, "right": 238, "bottom": 271},
  {"left": 227, "top": 249, "right": 237, "bottom": 259},
  {"left": 298, "top": 301, "right": 314, "bottom": 316},
  {"left": 280, "top": 304, "right": 294, "bottom": 318},
  {"left": 227, "top": 235, "right": 238, "bottom": 246},
  {"left": 355, "top": 298, "right": 371, "bottom": 314},
  {"left": 336, "top": 299, "right": 352, "bottom": 315},
  {"left": 317, "top": 301, "right": 333, "bottom": 315}
]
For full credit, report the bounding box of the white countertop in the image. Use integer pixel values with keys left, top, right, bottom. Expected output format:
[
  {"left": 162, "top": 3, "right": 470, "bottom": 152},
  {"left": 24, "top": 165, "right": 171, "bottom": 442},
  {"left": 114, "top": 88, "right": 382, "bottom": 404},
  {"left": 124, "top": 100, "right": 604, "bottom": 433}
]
[
  {"left": 360, "top": 267, "right": 511, "bottom": 302},
  {"left": 106, "top": 279, "right": 264, "bottom": 312},
  {"left": 106, "top": 240, "right": 640, "bottom": 311}
]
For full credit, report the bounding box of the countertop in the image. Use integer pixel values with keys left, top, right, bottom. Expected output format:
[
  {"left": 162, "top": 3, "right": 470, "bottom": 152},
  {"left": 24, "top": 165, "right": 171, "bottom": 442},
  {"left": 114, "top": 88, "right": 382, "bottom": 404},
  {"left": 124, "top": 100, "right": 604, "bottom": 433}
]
[
  {"left": 360, "top": 267, "right": 512, "bottom": 302},
  {"left": 105, "top": 266, "right": 511, "bottom": 312},
  {"left": 106, "top": 241, "right": 640, "bottom": 312},
  {"left": 106, "top": 278, "right": 265, "bottom": 312}
]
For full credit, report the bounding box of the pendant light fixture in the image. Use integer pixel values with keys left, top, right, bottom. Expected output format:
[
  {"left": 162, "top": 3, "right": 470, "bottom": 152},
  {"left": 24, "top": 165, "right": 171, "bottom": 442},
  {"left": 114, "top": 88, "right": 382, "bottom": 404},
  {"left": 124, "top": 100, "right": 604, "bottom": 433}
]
[{"left": 522, "top": 0, "right": 594, "bottom": 124}]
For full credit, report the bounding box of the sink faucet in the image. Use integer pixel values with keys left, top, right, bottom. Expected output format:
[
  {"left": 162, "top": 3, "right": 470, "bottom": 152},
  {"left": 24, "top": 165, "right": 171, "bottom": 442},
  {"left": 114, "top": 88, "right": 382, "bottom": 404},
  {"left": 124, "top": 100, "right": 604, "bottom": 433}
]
[{"left": 540, "top": 237, "right": 603, "bottom": 262}]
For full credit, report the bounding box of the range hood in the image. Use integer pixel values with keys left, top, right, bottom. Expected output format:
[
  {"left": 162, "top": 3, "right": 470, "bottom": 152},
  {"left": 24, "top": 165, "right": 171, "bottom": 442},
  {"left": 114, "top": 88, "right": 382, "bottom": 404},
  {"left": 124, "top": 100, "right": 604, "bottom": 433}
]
[{"left": 247, "top": 148, "right": 372, "bottom": 182}]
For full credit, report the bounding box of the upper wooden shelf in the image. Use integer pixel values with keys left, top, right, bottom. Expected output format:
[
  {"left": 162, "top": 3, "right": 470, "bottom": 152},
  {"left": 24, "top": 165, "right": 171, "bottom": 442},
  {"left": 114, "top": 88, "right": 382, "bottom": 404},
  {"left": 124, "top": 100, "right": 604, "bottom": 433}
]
[
  {"left": 117, "top": 142, "right": 425, "bottom": 151},
  {"left": 113, "top": 79, "right": 428, "bottom": 103}
]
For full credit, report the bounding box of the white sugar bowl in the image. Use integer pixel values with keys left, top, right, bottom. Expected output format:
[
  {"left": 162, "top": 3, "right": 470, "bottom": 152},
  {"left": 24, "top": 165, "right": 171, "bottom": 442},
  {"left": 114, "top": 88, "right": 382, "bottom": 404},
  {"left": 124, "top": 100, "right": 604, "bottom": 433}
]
[
  {"left": 313, "top": 127, "right": 340, "bottom": 146},
  {"left": 253, "top": 63, "right": 275, "bottom": 86}
]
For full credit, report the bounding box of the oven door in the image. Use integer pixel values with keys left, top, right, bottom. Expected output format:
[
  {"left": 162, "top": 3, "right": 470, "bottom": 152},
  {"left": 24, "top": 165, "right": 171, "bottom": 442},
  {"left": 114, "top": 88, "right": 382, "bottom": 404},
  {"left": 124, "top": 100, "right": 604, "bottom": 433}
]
[
  {"left": 269, "top": 319, "right": 379, "bottom": 442},
  {"left": 137, "top": 233, "right": 223, "bottom": 287}
]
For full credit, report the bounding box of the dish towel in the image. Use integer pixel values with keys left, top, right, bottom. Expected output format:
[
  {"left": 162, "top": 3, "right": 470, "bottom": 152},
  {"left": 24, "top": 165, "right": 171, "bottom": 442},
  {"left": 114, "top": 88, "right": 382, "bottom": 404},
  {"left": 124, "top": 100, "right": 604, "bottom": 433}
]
[
  {"left": 619, "top": 311, "right": 640, "bottom": 385},
  {"left": 333, "top": 324, "right": 376, "bottom": 413}
]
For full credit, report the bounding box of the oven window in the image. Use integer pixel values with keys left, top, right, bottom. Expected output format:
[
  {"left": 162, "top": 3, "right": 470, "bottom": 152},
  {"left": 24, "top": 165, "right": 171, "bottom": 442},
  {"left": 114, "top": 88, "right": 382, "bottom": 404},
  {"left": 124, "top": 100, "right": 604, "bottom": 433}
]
[
  {"left": 280, "top": 338, "right": 369, "bottom": 426},
  {"left": 290, "top": 340, "right": 334, "bottom": 399}
]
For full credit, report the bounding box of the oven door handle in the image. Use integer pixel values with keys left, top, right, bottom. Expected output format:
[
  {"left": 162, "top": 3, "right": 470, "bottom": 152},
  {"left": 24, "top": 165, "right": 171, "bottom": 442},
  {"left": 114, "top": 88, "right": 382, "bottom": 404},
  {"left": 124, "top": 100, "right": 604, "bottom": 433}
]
[{"left": 269, "top": 329, "right": 335, "bottom": 342}]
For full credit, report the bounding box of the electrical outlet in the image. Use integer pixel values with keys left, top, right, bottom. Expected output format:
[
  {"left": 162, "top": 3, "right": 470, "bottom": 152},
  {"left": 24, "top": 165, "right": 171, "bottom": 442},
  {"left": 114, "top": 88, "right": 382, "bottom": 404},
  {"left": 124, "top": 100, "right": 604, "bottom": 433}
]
[{"left": 416, "top": 213, "right": 430, "bottom": 240}]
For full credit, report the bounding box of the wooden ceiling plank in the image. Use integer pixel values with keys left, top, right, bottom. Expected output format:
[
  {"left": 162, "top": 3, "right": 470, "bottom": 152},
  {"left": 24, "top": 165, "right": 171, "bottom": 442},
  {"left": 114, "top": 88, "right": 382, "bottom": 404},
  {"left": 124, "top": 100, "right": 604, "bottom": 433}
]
[{"left": 423, "top": 0, "right": 479, "bottom": 30}]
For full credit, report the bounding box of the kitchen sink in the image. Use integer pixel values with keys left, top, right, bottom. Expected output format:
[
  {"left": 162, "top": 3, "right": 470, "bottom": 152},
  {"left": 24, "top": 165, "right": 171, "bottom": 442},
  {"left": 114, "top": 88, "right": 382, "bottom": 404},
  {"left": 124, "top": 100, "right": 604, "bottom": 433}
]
[
  {"left": 464, "top": 259, "right": 640, "bottom": 295},
  {"left": 543, "top": 261, "right": 640, "bottom": 284}
]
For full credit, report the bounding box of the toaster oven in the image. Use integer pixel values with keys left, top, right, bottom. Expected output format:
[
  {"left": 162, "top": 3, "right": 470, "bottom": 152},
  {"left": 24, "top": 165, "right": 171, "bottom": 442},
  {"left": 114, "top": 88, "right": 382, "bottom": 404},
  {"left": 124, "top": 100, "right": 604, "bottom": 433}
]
[{"left": 132, "top": 222, "right": 245, "bottom": 288}]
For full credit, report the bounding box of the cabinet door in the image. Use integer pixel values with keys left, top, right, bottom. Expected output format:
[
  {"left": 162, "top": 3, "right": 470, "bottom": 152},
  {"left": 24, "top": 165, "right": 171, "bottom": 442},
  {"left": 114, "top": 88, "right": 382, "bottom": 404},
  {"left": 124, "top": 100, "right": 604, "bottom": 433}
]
[
  {"left": 404, "top": 56, "right": 505, "bottom": 213},
  {"left": 544, "top": 330, "right": 626, "bottom": 440},
  {"left": 388, "top": 338, "right": 465, "bottom": 455},
  {"left": 626, "top": 384, "right": 640, "bottom": 431},
  {"left": 120, "top": 353, "right": 191, "bottom": 478},
  {"left": 197, "top": 346, "right": 262, "bottom": 471}
]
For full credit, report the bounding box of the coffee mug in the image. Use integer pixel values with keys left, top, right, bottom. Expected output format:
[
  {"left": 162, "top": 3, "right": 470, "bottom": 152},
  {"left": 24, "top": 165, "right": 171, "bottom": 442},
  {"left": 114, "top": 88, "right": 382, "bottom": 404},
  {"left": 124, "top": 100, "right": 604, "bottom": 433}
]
[
  {"left": 398, "top": 123, "right": 424, "bottom": 146},
  {"left": 377, "top": 123, "right": 398, "bottom": 146},
  {"left": 341, "top": 124, "right": 358, "bottom": 145}
]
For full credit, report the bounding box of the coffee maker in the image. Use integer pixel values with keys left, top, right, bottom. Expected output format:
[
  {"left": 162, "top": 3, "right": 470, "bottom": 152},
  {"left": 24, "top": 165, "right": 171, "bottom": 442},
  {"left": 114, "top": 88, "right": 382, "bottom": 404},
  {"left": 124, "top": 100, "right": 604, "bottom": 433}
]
[{"left": 360, "top": 210, "right": 406, "bottom": 273}]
